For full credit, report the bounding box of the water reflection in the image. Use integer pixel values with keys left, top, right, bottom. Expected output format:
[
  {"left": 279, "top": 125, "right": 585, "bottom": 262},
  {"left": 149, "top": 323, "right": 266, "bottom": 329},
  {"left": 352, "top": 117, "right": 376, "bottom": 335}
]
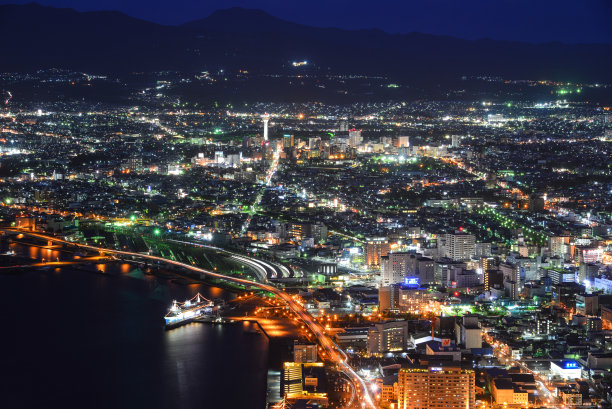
[{"left": 0, "top": 247, "right": 266, "bottom": 409}]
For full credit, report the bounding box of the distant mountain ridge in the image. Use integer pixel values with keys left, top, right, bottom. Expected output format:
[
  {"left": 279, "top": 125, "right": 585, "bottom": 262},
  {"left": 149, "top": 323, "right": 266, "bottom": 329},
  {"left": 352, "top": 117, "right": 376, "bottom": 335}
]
[
  {"left": 1, "top": 3, "right": 611, "bottom": 83},
  {"left": 182, "top": 7, "right": 310, "bottom": 33}
]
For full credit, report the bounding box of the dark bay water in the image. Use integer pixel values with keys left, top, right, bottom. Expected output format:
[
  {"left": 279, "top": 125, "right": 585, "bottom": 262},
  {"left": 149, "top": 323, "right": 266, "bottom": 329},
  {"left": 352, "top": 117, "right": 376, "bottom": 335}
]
[{"left": 0, "top": 244, "right": 269, "bottom": 409}]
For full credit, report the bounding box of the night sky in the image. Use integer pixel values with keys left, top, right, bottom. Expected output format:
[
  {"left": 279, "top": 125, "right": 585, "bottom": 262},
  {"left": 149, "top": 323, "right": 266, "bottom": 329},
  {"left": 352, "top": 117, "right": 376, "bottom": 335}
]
[{"left": 2, "top": 0, "right": 612, "bottom": 44}]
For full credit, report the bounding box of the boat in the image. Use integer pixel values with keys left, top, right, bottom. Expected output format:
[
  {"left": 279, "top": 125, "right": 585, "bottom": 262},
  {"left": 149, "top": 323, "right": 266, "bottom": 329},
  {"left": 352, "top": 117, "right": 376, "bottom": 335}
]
[{"left": 164, "top": 293, "right": 214, "bottom": 329}]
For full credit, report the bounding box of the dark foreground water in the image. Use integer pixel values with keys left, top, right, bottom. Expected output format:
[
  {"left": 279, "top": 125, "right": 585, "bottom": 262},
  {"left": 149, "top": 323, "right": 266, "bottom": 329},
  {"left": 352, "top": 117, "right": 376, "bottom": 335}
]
[{"left": 0, "top": 253, "right": 269, "bottom": 409}]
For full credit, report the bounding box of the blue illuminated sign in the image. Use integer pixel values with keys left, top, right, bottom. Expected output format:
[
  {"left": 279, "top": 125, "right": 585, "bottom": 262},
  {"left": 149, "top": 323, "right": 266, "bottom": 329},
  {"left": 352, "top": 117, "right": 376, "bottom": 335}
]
[
  {"left": 563, "top": 361, "right": 579, "bottom": 369},
  {"left": 404, "top": 277, "right": 420, "bottom": 287}
]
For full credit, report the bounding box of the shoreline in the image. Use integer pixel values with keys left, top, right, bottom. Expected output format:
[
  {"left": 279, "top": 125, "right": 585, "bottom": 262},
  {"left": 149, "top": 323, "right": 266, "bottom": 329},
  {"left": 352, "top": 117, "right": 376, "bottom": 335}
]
[{"left": 0, "top": 244, "right": 273, "bottom": 409}]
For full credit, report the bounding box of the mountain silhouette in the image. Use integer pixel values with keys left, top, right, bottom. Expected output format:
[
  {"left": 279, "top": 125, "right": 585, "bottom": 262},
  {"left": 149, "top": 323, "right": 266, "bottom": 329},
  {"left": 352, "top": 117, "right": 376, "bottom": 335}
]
[{"left": 1, "top": 3, "right": 611, "bottom": 83}]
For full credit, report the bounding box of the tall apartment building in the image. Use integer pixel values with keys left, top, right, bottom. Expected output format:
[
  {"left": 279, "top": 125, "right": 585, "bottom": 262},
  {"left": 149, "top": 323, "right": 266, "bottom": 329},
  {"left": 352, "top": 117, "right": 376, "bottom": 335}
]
[
  {"left": 381, "top": 252, "right": 411, "bottom": 285},
  {"left": 348, "top": 129, "right": 363, "bottom": 146},
  {"left": 398, "top": 364, "right": 475, "bottom": 409},
  {"left": 395, "top": 136, "right": 410, "bottom": 148},
  {"left": 549, "top": 236, "right": 570, "bottom": 259},
  {"left": 365, "top": 238, "right": 390, "bottom": 267},
  {"left": 415, "top": 256, "right": 435, "bottom": 284},
  {"left": 366, "top": 321, "right": 409, "bottom": 354},
  {"left": 283, "top": 134, "right": 294, "bottom": 149},
  {"left": 440, "top": 232, "right": 475, "bottom": 261},
  {"left": 474, "top": 242, "right": 492, "bottom": 258},
  {"left": 454, "top": 316, "right": 482, "bottom": 349},
  {"left": 499, "top": 263, "right": 521, "bottom": 300},
  {"left": 379, "top": 285, "right": 401, "bottom": 312}
]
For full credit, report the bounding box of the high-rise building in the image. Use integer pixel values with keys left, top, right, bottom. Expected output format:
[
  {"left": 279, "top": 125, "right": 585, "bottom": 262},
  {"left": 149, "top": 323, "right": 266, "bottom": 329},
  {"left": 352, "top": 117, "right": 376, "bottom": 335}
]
[
  {"left": 474, "top": 243, "right": 492, "bottom": 258},
  {"left": 379, "top": 281, "right": 434, "bottom": 314},
  {"left": 500, "top": 263, "right": 521, "bottom": 299},
  {"left": 575, "top": 294, "right": 599, "bottom": 316},
  {"left": 381, "top": 252, "right": 411, "bottom": 285},
  {"left": 578, "top": 262, "right": 599, "bottom": 284},
  {"left": 483, "top": 267, "right": 502, "bottom": 293},
  {"left": 417, "top": 257, "right": 435, "bottom": 284},
  {"left": 365, "top": 238, "right": 390, "bottom": 267},
  {"left": 348, "top": 129, "right": 363, "bottom": 146},
  {"left": 549, "top": 236, "right": 570, "bottom": 259},
  {"left": 397, "top": 364, "right": 475, "bottom": 409},
  {"left": 536, "top": 316, "right": 552, "bottom": 335},
  {"left": 283, "top": 134, "right": 294, "bottom": 149},
  {"left": 379, "top": 285, "right": 401, "bottom": 312},
  {"left": 440, "top": 232, "right": 475, "bottom": 261},
  {"left": 491, "top": 378, "right": 529, "bottom": 406},
  {"left": 451, "top": 135, "right": 461, "bottom": 148},
  {"left": 481, "top": 257, "right": 494, "bottom": 286},
  {"left": 455, "top": 316, "right": 482, "bottom": 349},
  {"left": 577, "top": 247, "right": 603, "bottom": 264},
  {"left": 395, "top": 136, "right": 410, "bottom": 148},
  {"left": 214, "top": 151, "right": 224, "bottom": 165},
  {"left": 367, "top": 320, "right": 409, "bottom": 354}
]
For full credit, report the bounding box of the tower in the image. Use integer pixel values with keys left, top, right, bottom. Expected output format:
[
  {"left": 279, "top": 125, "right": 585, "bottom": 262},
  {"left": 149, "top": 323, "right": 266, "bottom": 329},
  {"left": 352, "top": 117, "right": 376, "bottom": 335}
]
[{"left": 262, "top": 113, "right": 270, "bottom": 141}]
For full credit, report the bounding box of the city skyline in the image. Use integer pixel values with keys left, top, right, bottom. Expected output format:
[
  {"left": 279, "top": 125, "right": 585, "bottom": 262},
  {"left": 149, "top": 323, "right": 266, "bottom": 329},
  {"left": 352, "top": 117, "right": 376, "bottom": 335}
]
[{"left": 1, "top": 2, "right": 611, "bottom": 409}]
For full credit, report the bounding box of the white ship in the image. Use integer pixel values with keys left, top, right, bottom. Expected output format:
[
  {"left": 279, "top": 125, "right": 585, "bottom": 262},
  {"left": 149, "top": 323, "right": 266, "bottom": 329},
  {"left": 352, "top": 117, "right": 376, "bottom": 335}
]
[{"left": 164, "top": 293, "right": 214, "bottom": 329}]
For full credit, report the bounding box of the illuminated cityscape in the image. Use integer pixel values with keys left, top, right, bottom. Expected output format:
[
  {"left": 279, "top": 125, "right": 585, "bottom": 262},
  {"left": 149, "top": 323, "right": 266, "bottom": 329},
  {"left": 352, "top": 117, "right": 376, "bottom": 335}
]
[{"left": 1, "top": 1, "right": 612, "bottom": 409}]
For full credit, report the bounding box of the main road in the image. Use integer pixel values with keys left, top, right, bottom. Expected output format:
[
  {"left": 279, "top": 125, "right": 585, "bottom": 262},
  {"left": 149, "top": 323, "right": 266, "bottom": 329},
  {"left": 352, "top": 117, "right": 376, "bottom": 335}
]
[
  {"left": 3, "top": 229, "right": 375, "bottom": 409},
  {"left": 241, "top": 142, "right": 281, "bottom": 234}
]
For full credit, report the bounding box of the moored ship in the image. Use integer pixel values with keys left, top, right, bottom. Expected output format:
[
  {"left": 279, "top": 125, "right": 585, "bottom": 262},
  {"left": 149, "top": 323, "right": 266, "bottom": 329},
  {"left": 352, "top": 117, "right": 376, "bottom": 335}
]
[{"left": 164, "top": 293, "right": 215, "bottom": 329}]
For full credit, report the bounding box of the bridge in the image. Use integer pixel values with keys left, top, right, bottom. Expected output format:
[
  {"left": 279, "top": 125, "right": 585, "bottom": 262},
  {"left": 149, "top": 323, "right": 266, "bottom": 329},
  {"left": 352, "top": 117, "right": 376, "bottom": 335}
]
[{"left": 2, "top": 229, "right": 375, "bottom": 409}]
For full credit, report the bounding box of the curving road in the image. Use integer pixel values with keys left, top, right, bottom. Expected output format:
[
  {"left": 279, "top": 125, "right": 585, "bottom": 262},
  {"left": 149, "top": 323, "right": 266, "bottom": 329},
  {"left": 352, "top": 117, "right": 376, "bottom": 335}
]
[
  {"left": 4, "top": 229, "right": 374, "bottom": 409},
  {"left": 167, "top": 238, "right": 292, "bottom": 280}
]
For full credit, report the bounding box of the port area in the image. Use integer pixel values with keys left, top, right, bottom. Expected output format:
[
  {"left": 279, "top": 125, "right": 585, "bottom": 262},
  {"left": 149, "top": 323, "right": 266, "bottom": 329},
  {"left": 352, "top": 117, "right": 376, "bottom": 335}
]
[
  {"left": 225, "top": 294, "right": 305, "bottom": 339},
  {"left": 164, "top": 314, "right": 226, "bottom": 330},
  {"left": 170, "top": 293, "right": 307, "bottom": 342}
]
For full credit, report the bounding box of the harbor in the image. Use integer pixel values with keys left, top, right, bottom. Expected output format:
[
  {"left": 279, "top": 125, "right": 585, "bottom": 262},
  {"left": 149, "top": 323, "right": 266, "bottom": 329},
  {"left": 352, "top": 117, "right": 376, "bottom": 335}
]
[
  {"left": 0, "top": 247, "right": 269, "bottom": 409},
  {"left": 164, "top": 293, "right": 225, "bottom": 329}
]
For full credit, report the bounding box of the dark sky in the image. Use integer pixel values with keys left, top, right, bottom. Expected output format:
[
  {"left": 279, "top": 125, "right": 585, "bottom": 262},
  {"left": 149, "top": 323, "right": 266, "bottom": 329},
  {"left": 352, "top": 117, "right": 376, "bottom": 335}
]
[{"left": 3, "top": 0, "right": 612, "bottom": 44}]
